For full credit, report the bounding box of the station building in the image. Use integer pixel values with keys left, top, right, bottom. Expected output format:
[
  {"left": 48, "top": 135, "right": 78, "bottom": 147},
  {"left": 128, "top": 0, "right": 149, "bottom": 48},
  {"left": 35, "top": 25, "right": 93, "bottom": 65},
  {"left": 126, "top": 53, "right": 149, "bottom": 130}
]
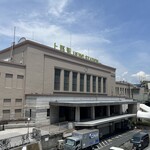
[{"left": 0, "top": 39, "right": 137, "bottom": 136}]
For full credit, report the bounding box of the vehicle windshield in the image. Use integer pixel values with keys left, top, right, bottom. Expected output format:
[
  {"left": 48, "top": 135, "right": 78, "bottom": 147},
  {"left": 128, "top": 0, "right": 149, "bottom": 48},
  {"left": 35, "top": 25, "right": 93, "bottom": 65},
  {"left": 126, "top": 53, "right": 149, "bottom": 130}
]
[
  {"left": 65, "top": 139, "right": 75, "bottom": 146},
  {"left": 133, "top": 137, "right": 140, "bottom": 142}
]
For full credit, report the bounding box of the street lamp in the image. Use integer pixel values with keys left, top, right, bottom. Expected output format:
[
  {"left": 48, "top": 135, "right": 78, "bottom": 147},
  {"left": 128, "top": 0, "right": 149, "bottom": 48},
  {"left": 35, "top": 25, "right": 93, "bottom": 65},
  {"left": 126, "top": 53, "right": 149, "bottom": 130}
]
[{"left": 27, "top": 117, "right": 30, "bottom": 135}]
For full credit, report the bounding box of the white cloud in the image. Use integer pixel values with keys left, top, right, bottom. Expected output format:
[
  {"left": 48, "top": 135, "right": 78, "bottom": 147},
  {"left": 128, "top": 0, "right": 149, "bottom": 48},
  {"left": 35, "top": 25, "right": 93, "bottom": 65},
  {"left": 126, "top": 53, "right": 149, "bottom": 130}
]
[
  {"left": 131, "top": 71, "right": 150, "bottom": 82},
  {"left": 47, "top": 0, "right": 69, "bottom": 17}
]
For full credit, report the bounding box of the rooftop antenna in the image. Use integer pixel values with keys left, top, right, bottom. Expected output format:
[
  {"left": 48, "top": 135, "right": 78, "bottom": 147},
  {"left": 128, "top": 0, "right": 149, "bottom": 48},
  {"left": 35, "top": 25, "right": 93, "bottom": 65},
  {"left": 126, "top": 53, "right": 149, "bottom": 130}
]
[{"left": 10, "top": 26, "right": 16, "bottom": 61}]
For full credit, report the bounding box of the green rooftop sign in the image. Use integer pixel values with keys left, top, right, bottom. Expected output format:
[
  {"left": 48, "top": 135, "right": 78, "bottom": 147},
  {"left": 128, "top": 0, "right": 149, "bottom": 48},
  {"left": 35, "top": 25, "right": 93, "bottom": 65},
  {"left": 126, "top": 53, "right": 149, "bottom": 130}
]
[{"left": 54, "top": 43, "right": 99, "bottom": 63}]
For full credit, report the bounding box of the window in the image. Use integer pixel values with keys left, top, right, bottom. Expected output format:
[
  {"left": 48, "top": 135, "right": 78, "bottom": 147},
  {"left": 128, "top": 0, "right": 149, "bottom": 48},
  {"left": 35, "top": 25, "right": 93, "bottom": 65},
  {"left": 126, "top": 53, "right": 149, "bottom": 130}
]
[
  {"left": 3, "top": 99, "right": 11, "bottom": 106},
  {"left": 3, "top": 110, "right": 10, "bottom": 120},
  {"left": 98, "top": 77, "right": 101, "bottom": 93},
  {"left": 47, "top": 109, "right": 50, "bottom": 117},
  {"left": 5, "top": 73, "right": 13, "bottom": 88},
  {"left": 86, "top": 75, "right": 90, "bottom": 92},
  {"left": 103, "top": 78, "right": 107, "bottom": 93},
  {"left": 17, "top": 75, "right": 24, "bottom": 89},
  {"left": 17, "top": 75, "right": 24, "bottom": 79},
  {"left": 72, "top": 72, "right": 77, "bottom": 91},
  {"left": 54, "top": 68, "right": 61, "bottom": 90},
  {"left": 15, "top": 99, "right": 22, "bottom": 106},
  {"left": 80, "top": 73, "right": 84, "bottom": 92},
  {"left": 64, "top": 70, "right": 70, "bottom": 91},
  {"left": 5, "top": 73, "right": 13, "bottom": 78},
  {"left": 93, "top": 76, "right": 96, "bottom": 92},
  {"left": 15, "top": 109, "right": 22, "bottom": 119}
]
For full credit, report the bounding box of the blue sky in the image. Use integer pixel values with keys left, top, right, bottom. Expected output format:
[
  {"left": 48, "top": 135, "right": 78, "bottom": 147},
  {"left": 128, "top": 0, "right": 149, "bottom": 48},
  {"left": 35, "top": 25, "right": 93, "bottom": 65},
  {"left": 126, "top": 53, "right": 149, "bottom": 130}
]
[{"left": 0, "top": 0, "right": 150, "bottom": 83}]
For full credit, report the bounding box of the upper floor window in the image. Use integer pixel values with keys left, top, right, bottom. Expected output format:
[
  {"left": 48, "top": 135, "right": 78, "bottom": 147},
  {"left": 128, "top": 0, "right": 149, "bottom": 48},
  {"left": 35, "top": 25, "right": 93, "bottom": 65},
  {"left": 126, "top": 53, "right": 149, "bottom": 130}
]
[
  {"left": 103, "top": 78, "right": 107, "bottom": 93},
  {"left": 86, "top": 75, "right": 90, "bottom": 92},
  {"left": 5, "top": 73, "right": 13, "bottom": 88},
  {"left": 64, "top": 70, "right": 70, "bottom": 91},
  {"left": 93, "top": 76, "right": 96, "bottom": 92},
  {"left": 80, "top": 73, "right": 84, "bottom": 92},
  {"left": 54, "top": 68, "right": 61, "bottom": 90},
  {"left": 15, "top": 99, "right": 22, "bottom": 106},
  {"left": 72, "top": 72, "right": 77, "bottom": 91},
  {"left": 17, "top": 75, "right": 24, "bottom": 89},
  {"left": 98, "top": 77, "right": 101, "bottom": 93},
  {"left": 3, "top": 99, "right": 11, "bottom": 106}
]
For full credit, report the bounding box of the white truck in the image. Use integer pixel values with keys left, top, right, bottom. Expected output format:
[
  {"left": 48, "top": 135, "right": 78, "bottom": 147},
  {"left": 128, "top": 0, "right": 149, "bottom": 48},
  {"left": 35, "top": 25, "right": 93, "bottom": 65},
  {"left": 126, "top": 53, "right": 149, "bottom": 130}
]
[{"left": 64, "top": 129, "right": 99, "bottom": 150}]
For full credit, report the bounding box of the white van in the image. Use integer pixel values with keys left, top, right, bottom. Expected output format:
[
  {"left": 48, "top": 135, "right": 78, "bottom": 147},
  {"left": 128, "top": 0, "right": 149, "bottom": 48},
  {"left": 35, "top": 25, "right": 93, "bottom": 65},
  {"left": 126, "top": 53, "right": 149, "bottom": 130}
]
[{"left": 109, "top": 146, "right": 124, "bottom": 150}]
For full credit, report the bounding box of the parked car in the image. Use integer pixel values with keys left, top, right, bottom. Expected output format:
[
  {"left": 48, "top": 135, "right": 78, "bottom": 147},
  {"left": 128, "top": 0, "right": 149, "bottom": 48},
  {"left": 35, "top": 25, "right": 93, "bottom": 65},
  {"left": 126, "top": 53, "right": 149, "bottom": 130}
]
[{"left": 130, "top": 131, "right": 149, "bottom": 150}]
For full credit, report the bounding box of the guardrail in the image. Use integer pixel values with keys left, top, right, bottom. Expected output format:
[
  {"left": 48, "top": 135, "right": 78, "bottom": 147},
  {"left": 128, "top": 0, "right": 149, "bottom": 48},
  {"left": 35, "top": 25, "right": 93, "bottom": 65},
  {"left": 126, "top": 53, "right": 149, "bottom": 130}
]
[{"left": 0, "top": 128, "right": 41, "bottom": 150}]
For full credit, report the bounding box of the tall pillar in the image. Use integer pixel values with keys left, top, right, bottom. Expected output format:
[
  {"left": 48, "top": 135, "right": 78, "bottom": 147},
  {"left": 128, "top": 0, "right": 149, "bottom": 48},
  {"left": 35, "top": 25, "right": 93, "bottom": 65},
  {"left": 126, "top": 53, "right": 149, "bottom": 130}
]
[
  {"left": 77, "top": 73, "right": 80, "bottom": 92},
  {"left": 60, "top": 70, "right": 64, "bottom": 91},
  {"left": 75, "top": 107, "right": 80, "bottom": 122},
  {"left": 119, "top": 105, "right": 123, "bottom": 115},
  {"left": 91, "top": 106, "right": 95, "bottom": 120},
  {"left": 69, "top": 71, "right": 72, "bottom": 92},
  {"left": 107, "top": 105, "right": 110, "bottom": 117}
]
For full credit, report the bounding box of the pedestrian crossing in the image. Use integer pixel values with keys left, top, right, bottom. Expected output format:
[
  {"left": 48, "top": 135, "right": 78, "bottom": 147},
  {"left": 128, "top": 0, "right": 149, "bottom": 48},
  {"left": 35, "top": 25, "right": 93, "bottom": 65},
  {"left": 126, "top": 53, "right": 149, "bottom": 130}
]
[{"left": 97, "top": 134, "right": 123, "bottom": 149}]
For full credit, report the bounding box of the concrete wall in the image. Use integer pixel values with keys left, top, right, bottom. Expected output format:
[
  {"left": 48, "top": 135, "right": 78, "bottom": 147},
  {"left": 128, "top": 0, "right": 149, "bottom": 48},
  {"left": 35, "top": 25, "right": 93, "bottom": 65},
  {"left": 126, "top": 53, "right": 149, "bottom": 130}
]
[
  {"left": 0, "top": 61, "right": 25, "bottom": 120},
  {"left": 41, "top": 133, "right": 63, "bottom": 150}
]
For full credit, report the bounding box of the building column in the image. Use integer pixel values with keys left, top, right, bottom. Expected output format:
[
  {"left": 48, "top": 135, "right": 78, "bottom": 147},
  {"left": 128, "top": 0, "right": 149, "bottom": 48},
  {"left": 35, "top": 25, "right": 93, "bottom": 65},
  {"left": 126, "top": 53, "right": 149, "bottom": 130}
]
[
  {"left": 119, "top": 105, "right": 123, "bottom": 115},
  {"left": 60, "top": 70, "right": 64, "bottom": 91},
  {"left": 90, "top": 75, "right": 93, "bottom": 93},
  {"left": 75, "top": 107, "right": 80, "bottom": 122},
  {"left": 77, "top": 73, "right": 80, "bottom": 92},
  {"left": 91, "top": 106, "right": 95, "bottom": 120},
  {"left": 107, "top": 105, "right": 110, "bottom": 117},
  {"left": 69, "top": 71, "right": 72, "bottom": 92}
]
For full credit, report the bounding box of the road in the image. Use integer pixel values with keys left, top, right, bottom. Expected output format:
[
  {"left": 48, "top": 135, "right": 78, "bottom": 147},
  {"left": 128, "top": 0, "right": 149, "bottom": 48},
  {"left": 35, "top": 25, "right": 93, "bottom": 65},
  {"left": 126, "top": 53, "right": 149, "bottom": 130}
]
[{"left": 94, "top": 129, "right": 142, "bottom": 150}]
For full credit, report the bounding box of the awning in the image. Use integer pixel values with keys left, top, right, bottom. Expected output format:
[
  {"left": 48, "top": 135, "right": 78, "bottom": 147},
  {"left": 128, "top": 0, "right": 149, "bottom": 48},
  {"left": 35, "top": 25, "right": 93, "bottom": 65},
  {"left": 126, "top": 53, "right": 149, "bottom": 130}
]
[{"left": 75, "top": 114, "right": 136, "bottom": 127}]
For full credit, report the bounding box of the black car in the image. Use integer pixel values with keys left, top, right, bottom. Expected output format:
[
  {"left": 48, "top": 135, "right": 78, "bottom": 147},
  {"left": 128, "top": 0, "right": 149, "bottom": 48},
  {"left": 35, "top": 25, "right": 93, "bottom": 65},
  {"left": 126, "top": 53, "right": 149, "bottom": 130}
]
[{"left": 130, "top": 131, "right": 149, "bottom": 150}]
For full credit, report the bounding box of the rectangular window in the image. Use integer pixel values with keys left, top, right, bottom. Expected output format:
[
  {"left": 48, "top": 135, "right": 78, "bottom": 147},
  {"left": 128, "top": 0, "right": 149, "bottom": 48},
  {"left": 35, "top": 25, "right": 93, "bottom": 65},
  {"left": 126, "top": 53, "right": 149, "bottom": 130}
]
[
  {"left": 15, "top": 99, "right": 22, "bottom": 106},
  {"left": 3, "top": 110, "right": 10, "bottom": 120},
  {"left": 72, "top": 72, "right": 77, "bottom": 91},
  {"left": 17, "top": 75, "right": 24, "bottom": 89},
  {"left": 54, "top": 68, "right": 61, "bottom": 90},
  {"left": 3, "top": 99, "right": 11, "bottom": 106},
  {"left": 17, "top": 75, "right": 24, "bottom": 79},
  {"left": 47, "top": 109, "right": 50, "bottom": 117},
  {"left": 5, "top": 73, "right": 13, "bottom": 78},
  {"left": 93, "top": 76, "right": 96, "bottom": 92},
  {"left": 80, "top": 73, "right": 84, "bottom": 92},
  {"left": 103, "top": 78, "right": 107, "bottom": 93},
  {"left": 5, "top": 73, "right": 13, "bottom": 88},
  {"left": 86, "top": 75, "right": 90, "bottom": 92},
  {"left": 98, "top": 77, "right": 101, "bottom": 93},
  {"left": 64, "top": 70, "right": 70, "bottom": 91},
  {"left": 15, "top": 109, "right": 22, "bottom": 119}
]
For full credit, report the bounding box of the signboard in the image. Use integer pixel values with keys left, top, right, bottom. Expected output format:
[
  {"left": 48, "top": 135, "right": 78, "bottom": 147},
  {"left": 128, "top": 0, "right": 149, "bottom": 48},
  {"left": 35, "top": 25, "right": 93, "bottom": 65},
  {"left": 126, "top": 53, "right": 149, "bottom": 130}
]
[{"left": 54, "top": 43, "right": 99, "bottom": 63}]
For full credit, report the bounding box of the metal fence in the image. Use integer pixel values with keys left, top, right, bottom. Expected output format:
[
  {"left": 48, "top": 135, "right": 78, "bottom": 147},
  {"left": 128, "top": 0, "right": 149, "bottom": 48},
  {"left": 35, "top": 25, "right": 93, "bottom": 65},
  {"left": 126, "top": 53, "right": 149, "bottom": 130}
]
[
  {"left": 0, "top": 128, "right": 41, "bottom": 150},
  {"left": 35, "top": 121, "right": 74, "bottom": 134}
]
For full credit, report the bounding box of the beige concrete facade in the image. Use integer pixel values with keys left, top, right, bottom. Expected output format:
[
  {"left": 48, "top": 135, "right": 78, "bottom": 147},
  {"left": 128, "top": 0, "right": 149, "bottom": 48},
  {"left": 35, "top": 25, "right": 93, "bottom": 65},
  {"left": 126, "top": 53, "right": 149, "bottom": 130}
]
[
  {"left": 0, "top": 40, "right": 136, "bottom": 123},
  {"left": 0, "top": 60, "right": 25, "bottom": 120}
]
